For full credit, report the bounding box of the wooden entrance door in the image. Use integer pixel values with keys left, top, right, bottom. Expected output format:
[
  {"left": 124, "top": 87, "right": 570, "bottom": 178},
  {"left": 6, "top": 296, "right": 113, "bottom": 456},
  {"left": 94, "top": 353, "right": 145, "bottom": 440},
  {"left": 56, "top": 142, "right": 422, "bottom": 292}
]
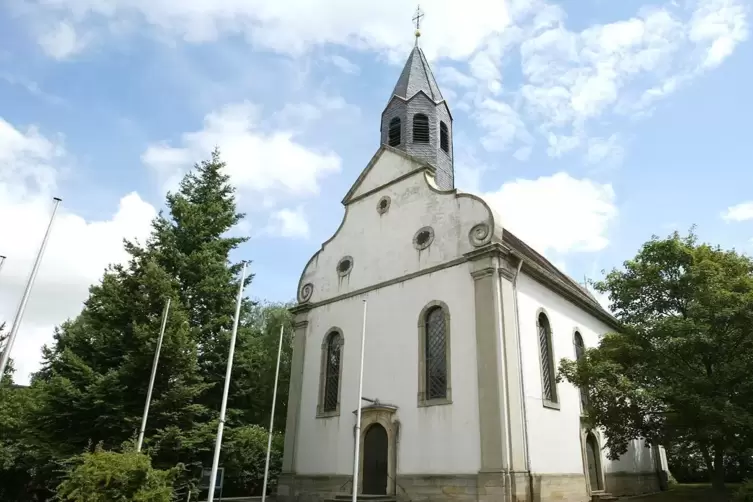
[
  {"left": 586, "top": 433, "right": 603, "bottom": 491},
  {"left": 363, "top": 424, "right": 388, "bottom": 495}
]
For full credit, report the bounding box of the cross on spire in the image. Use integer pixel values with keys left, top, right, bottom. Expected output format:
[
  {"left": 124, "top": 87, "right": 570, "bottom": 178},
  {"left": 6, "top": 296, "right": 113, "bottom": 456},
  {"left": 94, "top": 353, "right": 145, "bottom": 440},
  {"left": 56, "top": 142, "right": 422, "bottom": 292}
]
[
  {"left": 413, "top": 5, "right": 424, "bottom": 44},
  {"left": 413, "top": 5, "right": 424, "bottom": 30}
]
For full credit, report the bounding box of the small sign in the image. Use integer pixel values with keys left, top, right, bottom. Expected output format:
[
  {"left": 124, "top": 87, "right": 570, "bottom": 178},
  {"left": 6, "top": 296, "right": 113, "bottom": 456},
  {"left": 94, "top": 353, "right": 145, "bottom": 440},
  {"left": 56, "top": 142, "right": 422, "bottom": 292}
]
[{"left": 199, "top": 467, "right": 224, "bottom": 491}]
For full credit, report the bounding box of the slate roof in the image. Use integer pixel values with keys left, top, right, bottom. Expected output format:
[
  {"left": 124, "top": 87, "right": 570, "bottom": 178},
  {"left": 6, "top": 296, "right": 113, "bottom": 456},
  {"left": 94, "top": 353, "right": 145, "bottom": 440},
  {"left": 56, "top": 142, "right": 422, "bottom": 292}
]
[{"left": 390, "top": 45, "right": 444, "bottom": 102}]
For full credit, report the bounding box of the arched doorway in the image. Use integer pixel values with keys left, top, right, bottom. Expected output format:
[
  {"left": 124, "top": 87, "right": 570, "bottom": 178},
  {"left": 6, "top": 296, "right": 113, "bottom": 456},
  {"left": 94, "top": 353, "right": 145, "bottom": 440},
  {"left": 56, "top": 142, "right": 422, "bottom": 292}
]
[
  {"left": 585, "top": 433, "right": 603, "bottom": 491},
  {"left": 362, "top": 423, "right": 388, "bottom": 495}
]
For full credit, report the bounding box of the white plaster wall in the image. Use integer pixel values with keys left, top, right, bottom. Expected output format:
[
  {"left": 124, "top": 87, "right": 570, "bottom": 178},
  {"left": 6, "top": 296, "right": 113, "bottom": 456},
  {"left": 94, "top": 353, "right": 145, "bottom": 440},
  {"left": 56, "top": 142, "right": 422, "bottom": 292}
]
[
  {"left": 603, "top": 439, "right": 657, "bottom": 474},
  {"left": 295, "top": 265, "right": 481, "bottom": 475},
  {"left": 349, "top": 150, "right": 418, "bottom": 200},
  {"left": 516, "top": 273, "right": 656, "bottom": 475},
  {"left": 298, "top": 149, "right": 494, "bottom": 305}
]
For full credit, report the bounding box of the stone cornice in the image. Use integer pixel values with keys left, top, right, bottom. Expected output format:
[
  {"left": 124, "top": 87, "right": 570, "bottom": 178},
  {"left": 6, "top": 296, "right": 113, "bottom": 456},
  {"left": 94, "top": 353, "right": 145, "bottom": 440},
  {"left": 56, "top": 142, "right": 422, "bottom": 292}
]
[
  {"left": 471, "top": 268, "right": 496, "bottom": 280},
  {"left": 293, "top": 320, "right": 309, "bottom": 330},
  {"left": 290, "top": 303, "right": 314, "bottom": 316},
  {"left": 290, "top": 233, "right": 620, "bottom": 331},
  {"left": 463, "top": 242, "right": 510, "bottom": 261},
  {"left": 295, "top": 256, "right": 468, "bottom": 310}
]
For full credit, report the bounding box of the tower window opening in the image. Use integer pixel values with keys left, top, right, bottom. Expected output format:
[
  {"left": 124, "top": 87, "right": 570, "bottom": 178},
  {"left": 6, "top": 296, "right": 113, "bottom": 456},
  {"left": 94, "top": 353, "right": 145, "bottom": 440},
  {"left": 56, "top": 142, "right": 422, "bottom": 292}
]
[
  {"left": 440, "top": 121, "right": 449, "bottom": 153},
  {"left": 413, "top": 114, "right": 430, "bottom": 143},
  {"left": 388, "top": 117, "right": 401, "bottom": 147}
]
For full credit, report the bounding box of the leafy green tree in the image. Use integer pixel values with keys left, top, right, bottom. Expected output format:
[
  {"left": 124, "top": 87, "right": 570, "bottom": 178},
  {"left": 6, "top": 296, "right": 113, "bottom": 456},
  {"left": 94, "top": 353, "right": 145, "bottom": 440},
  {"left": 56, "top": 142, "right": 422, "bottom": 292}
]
[
  {"left": 558, "top": 229, "right": 753, "bottom": 491},
  {"left": 56, "top": 444, "right": 180, "bottom": 502},
  {"left": 230, "top": 301, "right": 294, "bottom": 431}
]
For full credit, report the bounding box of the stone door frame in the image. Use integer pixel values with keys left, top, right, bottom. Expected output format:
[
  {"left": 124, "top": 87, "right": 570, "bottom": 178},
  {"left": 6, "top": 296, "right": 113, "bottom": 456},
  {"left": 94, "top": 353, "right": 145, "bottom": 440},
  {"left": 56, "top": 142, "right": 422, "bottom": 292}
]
[
  {"left": 580, "top": 427, "right": 606, "bottom": 494},
  {"left": 353, "top": 403, "right": 399, "bottom": 496}
]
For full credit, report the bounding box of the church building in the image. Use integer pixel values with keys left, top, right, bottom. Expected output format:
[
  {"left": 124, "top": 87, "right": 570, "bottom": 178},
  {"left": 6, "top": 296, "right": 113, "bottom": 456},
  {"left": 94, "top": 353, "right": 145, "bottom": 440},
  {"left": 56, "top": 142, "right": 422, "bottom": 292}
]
[{"left": 277, "top": 26, "right": 670, "bottom": 502}]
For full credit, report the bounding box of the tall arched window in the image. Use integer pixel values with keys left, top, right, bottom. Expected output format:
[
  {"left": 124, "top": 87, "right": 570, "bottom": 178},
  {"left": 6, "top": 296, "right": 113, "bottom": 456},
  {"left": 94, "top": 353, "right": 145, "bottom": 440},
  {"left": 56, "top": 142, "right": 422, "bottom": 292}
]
[
  {"left": 418, "top": 301, "right": 451, "bottom": 406},
  {"left": 413, "top": 113, "right": 430, "bottom": 143},
  {"left": 537, "top": 312, "right": 558, "bottom": 406},
  {"left": 318, "top": 330, "right": 343, "bottom": 416},
  {"left": 574, "top": 331, "right": 588, "bottom": 409},
  {"left": 388, "top": 117, "right": 401, "bottom": 147},
  {"left": 440, "top": 121, "right": 449, "bottom": 152}
]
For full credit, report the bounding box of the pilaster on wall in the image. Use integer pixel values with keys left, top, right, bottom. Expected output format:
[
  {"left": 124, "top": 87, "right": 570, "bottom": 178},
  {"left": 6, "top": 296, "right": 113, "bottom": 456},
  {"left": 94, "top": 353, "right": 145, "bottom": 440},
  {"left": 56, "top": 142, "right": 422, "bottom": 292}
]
[
  {"left": 498, "top": 257, "right": 528, "bottom": 473},
  {"left": 470, "top": 256, "right": 506, "bottom": 474},
  {"left": 281, "top": 309, "right": 310, "bottom": 473},
  {"left": 467, "top": 244, "right": 529, "bottom": 502}
]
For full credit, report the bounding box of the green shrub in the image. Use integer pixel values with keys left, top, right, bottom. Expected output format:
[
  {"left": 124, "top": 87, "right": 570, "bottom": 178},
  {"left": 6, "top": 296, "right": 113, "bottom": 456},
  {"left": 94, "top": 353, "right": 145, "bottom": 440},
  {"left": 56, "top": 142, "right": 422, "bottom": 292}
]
[
  {"left": 223, "top": 425, "right": 284, "bottom": 496},
  {"left": 56, "top": 444, "right": 181, "bottom": 501},
  {"left": 733, "top": 480, "right": 753, "bottom": 502}
]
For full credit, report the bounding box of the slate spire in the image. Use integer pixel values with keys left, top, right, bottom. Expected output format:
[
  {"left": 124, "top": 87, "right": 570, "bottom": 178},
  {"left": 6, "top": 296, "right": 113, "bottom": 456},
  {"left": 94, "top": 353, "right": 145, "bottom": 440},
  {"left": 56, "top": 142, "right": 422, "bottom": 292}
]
[
  {"left": 380, "top": 10, "right": 454, "bottom": 190},
  {"left": 390, "top": 46, "right": 444, "bottom": 103}
]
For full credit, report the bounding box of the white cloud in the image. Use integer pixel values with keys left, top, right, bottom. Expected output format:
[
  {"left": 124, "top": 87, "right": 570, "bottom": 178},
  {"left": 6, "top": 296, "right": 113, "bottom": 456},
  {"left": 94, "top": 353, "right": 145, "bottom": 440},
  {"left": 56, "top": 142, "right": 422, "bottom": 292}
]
[
  {"left": 475, "top": 98, "right": 533, "bottom": 153},
  {"left": 437, "top": 67, "right": 476, "bottom": 89},
  {"left": 266, "top": 207, "right": 310, "bottom": 239},
  {"left": 722, "top": 201, "right": 753, "bottom": 222},
  {"left": 465, "top": 0, "right": 746, "bottom": 161},
  {"left": 274, "top": 95, "right": 358, "bottom": 131},
  {"left": 482, "top": 172, "right": 617, "bottom": 255},
  {"left": 586, "top": 135, "right": 625, "bottom": 166},
  {"left": 37, "top": 21, "right": 89, "bottom": 60},
  {"left": 328, "top": 55, "right": 360, "bottom": 75},
  {"left": 0, "top": 117, "right": 156, "bottom": 383},
  {"left": 20, "top": 0, "right": 747, "bottom": 164},
  {"left": 689, "top": 0, "right": 749, "bottom": 69},
  {"left": 142, "top": 101, "right": 342, "bottom": 200},
  {"left": 21, "top": 0, "right": 510, "bottom": 61}
]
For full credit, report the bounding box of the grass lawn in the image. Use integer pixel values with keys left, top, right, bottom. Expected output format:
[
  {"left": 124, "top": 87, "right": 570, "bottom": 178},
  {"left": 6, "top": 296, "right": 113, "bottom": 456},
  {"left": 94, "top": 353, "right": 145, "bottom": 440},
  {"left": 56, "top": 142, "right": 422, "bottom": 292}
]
[{"left": 626, "top": 483, "right": 740, "bottom": 501}]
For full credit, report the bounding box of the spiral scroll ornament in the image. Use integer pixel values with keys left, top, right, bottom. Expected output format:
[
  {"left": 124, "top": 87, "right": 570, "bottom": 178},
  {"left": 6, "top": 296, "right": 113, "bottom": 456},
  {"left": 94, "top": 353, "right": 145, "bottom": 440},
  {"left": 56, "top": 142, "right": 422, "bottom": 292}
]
[
  {"left": 469, "top": 222, "right": 491, "bottom": 247},
  {"left": 299, "top": 282, "right": 314, "bottom": 303}
]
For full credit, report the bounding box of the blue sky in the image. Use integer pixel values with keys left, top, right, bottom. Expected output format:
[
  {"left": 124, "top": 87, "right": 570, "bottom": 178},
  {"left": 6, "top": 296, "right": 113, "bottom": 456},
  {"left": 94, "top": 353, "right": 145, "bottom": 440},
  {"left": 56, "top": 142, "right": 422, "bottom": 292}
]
[{"left": 0, "top": 0, "right": 750, "bottom": 382}]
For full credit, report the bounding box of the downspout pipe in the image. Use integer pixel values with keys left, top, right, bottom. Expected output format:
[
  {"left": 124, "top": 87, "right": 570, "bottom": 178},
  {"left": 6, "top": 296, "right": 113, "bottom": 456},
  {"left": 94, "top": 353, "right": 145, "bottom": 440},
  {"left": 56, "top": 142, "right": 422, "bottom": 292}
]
[{"left": 511, "top": 257, "right": 533, "bottom": 490}]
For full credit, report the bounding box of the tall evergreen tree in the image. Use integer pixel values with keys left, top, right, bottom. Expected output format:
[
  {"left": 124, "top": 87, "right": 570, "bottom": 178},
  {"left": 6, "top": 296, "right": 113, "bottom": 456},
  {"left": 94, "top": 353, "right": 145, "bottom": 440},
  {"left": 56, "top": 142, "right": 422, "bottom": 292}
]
[
  {"left": 148, "top": 149, "right": 254, "bottom": 417},
  {"left": 3, "top": 149, "right": 297, "bottom": 499},
  {"left": 34, "top": 256, "right": 210, "bottom": 459}
]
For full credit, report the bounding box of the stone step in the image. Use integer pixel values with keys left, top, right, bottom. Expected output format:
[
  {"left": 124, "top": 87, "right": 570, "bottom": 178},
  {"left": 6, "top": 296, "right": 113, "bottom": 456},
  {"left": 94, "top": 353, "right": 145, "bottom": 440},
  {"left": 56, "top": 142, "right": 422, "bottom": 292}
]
[
  {"left": 330, "top": 495, "right": 396, "bottom": 502},
  {"left": 327, "top": 499, "right": 396, "bottom": 502},
  {"left": 591, "top": 491, "right": 618, "bottom": 502}
]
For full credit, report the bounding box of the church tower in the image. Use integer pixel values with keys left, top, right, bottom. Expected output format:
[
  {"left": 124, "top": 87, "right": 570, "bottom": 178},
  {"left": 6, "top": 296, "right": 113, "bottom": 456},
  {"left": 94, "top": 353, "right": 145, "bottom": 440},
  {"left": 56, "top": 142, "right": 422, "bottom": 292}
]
[{"left": 380, "top": 15, "right": 454, "bottom": 190}]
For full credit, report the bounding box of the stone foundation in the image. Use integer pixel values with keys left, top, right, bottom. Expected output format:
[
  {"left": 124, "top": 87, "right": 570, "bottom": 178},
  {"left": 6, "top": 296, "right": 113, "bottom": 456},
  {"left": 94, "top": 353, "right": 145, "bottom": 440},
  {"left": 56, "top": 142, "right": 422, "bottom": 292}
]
[
  {"left": 604, "top": 472, "right": 660, "bottom": 497},
  {"left": 277, "top": 471, "right": 659, "bottom": 502},
  {"left": 529, "top": 474, "right": 588, "bottom": 502},
  {"left": 277, "top": 473, "right": 352, "bottom": 502}
]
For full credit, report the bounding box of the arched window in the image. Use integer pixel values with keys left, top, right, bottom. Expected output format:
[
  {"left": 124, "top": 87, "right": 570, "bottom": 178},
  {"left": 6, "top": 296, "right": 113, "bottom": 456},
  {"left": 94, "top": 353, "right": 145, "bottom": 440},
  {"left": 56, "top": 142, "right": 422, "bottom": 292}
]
[
  {"left": 388, "top": 117, "right": 401, "bottom": 147},
  {"left": 440, "top": 121, "right": 449, "bottom": 152},
  {"left": 418, "top": 301, "right": 451, "bottom": 405},
  {"left": 413, "top": 113, "right": 430, "bottom": 143},
  {"left": 537, "top": 312, "right": 558, "bottom": 406},
  {"left": 318, "top": 330, "right": 343, "bottom": 416},
  {"left": 574, "top": 331, "right": 588, "bottom": 409}
]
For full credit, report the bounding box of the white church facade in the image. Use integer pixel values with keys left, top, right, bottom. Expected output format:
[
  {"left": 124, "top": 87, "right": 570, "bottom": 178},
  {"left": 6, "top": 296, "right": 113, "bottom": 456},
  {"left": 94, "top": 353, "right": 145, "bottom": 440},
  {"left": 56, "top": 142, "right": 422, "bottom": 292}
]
[{"left": 277, "top": 37, "right": 669, "bottom": 502}]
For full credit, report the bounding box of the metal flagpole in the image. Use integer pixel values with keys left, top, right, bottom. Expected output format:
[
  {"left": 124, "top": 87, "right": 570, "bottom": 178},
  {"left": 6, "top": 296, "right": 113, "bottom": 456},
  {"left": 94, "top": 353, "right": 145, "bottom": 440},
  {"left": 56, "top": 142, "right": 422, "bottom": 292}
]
[
  {"left": 136, "top": 298, "right": 171, "bottom": 452},
  {"left": 208, "top": 262, "right": 247, "bottom": 502},
  {"left": 261, "top": 324, "right": 285, "bottom": 502},
  {"left": 0, "top": 197, "right": 62, "bottom": 384},
  {"left": 0, "top": 256, "right": 6, "bottom": 277},
  {"left": 351, "top": 299, "right": 368, "bottom": 502}
]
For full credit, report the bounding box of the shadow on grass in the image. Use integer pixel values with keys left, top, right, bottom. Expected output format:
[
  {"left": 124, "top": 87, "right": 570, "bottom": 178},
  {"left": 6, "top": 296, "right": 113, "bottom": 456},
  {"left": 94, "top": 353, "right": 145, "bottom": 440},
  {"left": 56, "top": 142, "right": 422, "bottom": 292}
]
[{"left": 625, "top": 483, "right": 740, "bottom": 502}]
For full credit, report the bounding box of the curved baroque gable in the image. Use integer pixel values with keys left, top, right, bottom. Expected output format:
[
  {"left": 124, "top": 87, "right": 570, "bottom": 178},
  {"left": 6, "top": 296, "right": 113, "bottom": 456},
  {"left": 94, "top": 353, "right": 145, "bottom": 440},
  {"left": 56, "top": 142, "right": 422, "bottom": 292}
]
[{"left": 296, "top": 150, "right": 503, "bottom": 305}]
